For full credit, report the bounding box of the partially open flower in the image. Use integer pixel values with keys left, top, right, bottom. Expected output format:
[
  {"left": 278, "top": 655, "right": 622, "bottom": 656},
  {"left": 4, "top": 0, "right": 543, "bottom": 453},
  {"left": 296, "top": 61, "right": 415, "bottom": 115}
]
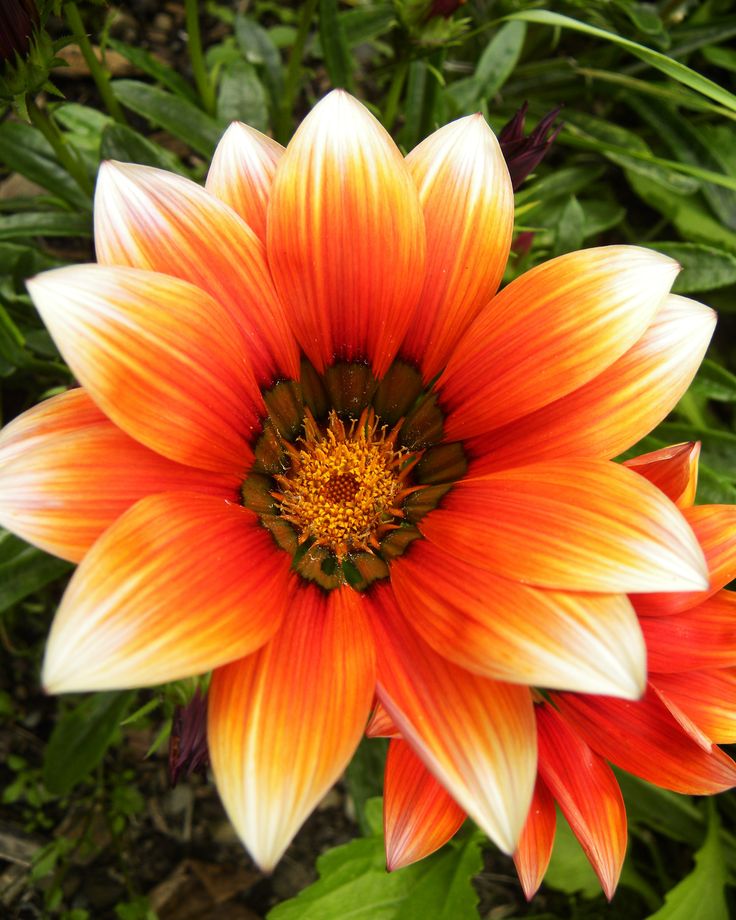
[
  {"left": 499, "top": 101, "right": 562, "bottom": 189},
  {"left": 0, "top": 92, "right": 720, "bottom": 873},
  {"left": 168, "top": 687, "right": 210, "bottom": 787},
  {"left": 0, "top": 0, "right": 38, "bottom": 62}
]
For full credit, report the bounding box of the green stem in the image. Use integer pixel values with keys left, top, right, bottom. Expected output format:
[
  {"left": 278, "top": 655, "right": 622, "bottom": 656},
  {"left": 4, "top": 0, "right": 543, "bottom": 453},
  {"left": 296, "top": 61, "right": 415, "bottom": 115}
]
[
  {"left": 382, "top": 60, "right": 408, "bottom": 132},
  {"left": 418, "top": 50, "right": 445, "bottom": 141},
  {"left": 276, "top": 0, "right": 319, "bottom": 143},
  {"left": 184, "top": 0, "right": 217, "bottom": 116},
  {"left": 26, "top": 98, "right": 94, "bottom": 198},
  {"left": 63, "top": 2, "right": 127, "bottom": 125}
]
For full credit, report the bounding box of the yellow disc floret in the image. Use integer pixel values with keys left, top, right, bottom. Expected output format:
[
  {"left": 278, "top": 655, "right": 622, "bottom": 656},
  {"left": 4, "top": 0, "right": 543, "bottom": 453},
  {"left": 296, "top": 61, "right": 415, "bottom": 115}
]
[{"left": 274, "top": 409, "right": 419, "bottom": 559}]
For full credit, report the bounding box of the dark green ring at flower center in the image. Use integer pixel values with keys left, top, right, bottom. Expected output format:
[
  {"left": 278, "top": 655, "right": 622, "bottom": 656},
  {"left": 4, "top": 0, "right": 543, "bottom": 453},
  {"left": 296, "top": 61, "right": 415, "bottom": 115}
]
[{"left": 241, "top": 358, "right": 467, "bottom": 591}]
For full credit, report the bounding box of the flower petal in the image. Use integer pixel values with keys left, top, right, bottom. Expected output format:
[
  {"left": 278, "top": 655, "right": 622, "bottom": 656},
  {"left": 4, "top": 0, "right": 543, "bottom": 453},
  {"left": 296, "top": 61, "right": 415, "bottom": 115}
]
[
  {"left": 439, "top": 247, "right": 678, "bottom": 441},
  {"left": 208, "top": 585, "right": 375, "bottom": 871},
  {"left": 94, "top": 160, "right": 298, "bottom": 383},
  {"left": 267, "top": 91, "right": 425, "bottom": 377},
  {"left": 367, "top": 699, "right": 400, "bottom": 738},
  {"left": 384, "top": 738, "right": 466, "bottom": 871},
  {"left": 513, "top": 777, "right": 556, "bottom": 901},
  {"left": 367, "top": 583, "right": 537, "bottom": 855},
  {"left": 634, "top": 505, "right": 736, "bottom": 615},
  {"left": 652, "top": 669, "right": 736, "bottom": 745},
  {"left": 0, "top": 389, "right": 238, "bottom": 562},
  {"left": 642, "top": 590, "right": 736, "bottom": 673},
  {"left": 42, "top": 493, "right": 292, "bottom": 692},
  {"left": 206, "top": 121, "right": 284, "bottom": 242},
  {"left": 420, "top": 460, "right": 708, "bottom": 593},
  {"left": 391, "top": 540, "right": 645, "bottom": 697},
  {"left": 552, "top": 686, "right": 736, "bottom": 794},
  {"left": 650, "top": 682, "right": 713, "bottom": 752},
  {"left": 468, "top": 296, "right": 713, "bottom": 472},
  {"left": 624, "top": 441, "right": 701, "bottom": 509},
  {"left": 28, "top": 265, "right": 261, "bottom": 475},
  {"left": 402, "top": 115, "right": 513, "bottom": 381},
  {"left": 536, "top": 704, "right": 627, "bottom": 900}
]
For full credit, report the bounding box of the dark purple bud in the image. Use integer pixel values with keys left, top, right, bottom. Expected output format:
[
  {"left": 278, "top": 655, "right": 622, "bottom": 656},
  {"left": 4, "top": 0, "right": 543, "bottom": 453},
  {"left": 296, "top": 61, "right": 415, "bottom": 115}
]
[
  {"left": 512, "top": 230, "right": 535, "bottom": 257},
  {"left": 428, "top": 0, "right": 466, "bottom": 19},
  {"left": 168, "top": 687, "right": 209, "bottom": 787},
  {"left": 499, "top": 102, "right": 563, "bottom": 190},
  {"left": 0, "top": 0, "right": 38, "bottom": 63}
]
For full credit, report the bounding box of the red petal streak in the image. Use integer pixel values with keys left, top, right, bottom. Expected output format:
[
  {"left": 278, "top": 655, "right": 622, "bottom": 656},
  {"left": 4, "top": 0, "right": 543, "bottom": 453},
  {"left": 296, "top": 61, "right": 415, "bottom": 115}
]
[
  {"left": 28, "top": 265, "right": 261, "bottom": 475},
  {"left": 94, "top": 161, "right": 298, "bottom": 383},
  {"left": 42, "top": 493, "right": 292, "bottom": 692},
  {"left": 384, "top": 738, "right": 466, "bottom": 870},
  {"left": 552, "top": 687, "right": 736, "bottom": 794},
  {"left": 624, "top": 441, "right": 700, "bottom": 509},
  {"left": 513, "top": 777, "right": 556, "bottom": 901},
  {"left": 651, "top": 683, "right": 713, "bottom": 752},
  {"left": 267, "top": 91, "right": 425, "bottom": 376},
  {"left": 440, "top": 247, "right": 679, "bottom": 440},
  {"left": 634, "top": 505, "right": 736, "bottom": 615},
  {"left": 366, "top": 699, "right": 400, "bottom": 738},
  {"left": 208, "top": 586, "right": 375, "bottom": 871},
  {"left": 368, "top": 583, "right": 537, "bottom": 854},
  {"left": 391, "top": 540, "right": 645, "bottom": 697},
  {"left": 536, "top": 705, "right": 626, "bottom": 900},
  {"left": 206, "top": 122, "right": 284, "bottom": 242},
  {"left": 468, "top": 296, "right": 713, "bottom": 473},
  {"left": 652, "top": 669, "right": 736, "bottom": 745},
  {"left": 642, "top": 591, "right": 736, "bottom": 672},
  {"left": 402, "top": 115, "right": 513, "bottom": 380},
  {"left": 0, "top": 389, "right": 238, "bottom": 562},
  {"left": 420, "top": 460, "right": 707, "bottom": 593}
]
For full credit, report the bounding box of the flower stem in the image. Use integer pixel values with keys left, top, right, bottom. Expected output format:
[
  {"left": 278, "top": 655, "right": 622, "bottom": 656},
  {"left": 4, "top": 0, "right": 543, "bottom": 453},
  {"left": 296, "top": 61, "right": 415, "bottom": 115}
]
[
  {"left": 26, "top": 98, "right": 94, "bottom": 198},
  {"left": 184, "top": 0, "right": 217, "bottom": 116},
  {"left": 382, "top": 60, "right": 408, "bottom": 132},
  {"left": 63, "top": 2, "right": 127, "bottom": 125},
  {"left": 276, "top": 0, "right": 319, "bottom": 143}
]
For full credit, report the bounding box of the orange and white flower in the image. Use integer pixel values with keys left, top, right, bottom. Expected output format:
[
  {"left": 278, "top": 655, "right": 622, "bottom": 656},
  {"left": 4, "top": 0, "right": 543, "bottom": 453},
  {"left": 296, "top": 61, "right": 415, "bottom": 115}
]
[
  {"left": 0, "top": 91, "right": 725, "bottom": 872},
  {"left": 373, "top": 443, "right": 736, "bottom": 898}
]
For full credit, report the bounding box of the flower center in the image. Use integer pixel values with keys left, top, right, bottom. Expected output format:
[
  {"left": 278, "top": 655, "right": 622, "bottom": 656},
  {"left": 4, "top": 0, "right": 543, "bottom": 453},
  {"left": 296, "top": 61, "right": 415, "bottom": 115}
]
[{"left": 273, "top": 409, "right": 417, "bottom": 559}]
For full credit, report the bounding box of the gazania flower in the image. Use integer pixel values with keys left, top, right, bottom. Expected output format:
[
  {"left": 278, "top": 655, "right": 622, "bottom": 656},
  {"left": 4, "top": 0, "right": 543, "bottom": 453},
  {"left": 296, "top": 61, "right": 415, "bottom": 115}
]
[
  {"left": 0, "top": 91, "right": 724, "bottom": 872},
  {"left": 370, "top": 441, "right": 736, "bottom": 897},
  {"left": 0, "top": 0, "right": 37, "bottom": 62}
]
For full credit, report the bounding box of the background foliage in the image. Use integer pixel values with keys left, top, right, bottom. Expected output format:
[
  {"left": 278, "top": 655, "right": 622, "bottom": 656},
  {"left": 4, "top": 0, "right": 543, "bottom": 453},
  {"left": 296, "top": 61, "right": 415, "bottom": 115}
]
[{"left": 1, "top": 0, "right": 735, "bottom": 917}]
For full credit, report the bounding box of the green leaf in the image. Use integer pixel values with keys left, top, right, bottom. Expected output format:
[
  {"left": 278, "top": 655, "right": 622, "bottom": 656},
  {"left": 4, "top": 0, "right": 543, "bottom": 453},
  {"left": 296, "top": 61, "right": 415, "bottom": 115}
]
[
  {"left": 543, "top": 811, "right": 602, "bottom": 899},
  {"left": 0, "top": 303, "right": 26, "bottom": 371},
  {"left": 649, "top": 242, "right": 736, "bottom": 292},
  {"left": 507, "top": 10, "right": 736, "bottom": 113},
  {"left": 0, "top": 532, "right": 71, "bottom": 613},
  {"left": 217, "top": 59, "right": 269, "bottom": 131},
  {"left": 100, "top": 124, "right": 187, "bottom": 174},
  {"left": 552, "top": 196, "right": 585, "bottom": 256},
  {"left": 319, "top": 0, "right": 355, "bottom": 92},
  {"left": 235, "top": 15, "right": 284, "bottom": 108},
  {"left": 615, "top": 771, "right": 704, "bottom": 844},
  {"left": 0, "top": 211, "right": 91, "bottom": 241},
  {"left": 340, "top": 5, "right": 396, "bottom": 47},
  {"left": 345, "top": 738, "right": 388, "bottom": 835},
  {"left": 646, "top": 803, "right": 727, "bottom": 920},
  {"left": 106, "top": 38, "right": 199, "bottom": 103},
  {"left": 112, "top": 80, "right": 224, "bottom": 158},
  {"left": 0, "top": 121, "right": 90, "bottom": 209},
  {"left": 475, "top": 21, "right": 527, "bottom": 99},
  {"left": 690, "top": 360, "right": 736, "bottom": 403},
  {"left": 268, "top": 815, "right": 481, "bottom": 920},
  {"left": 43, "top": 691, "right": 135, "bottom": 795},
  {"left": 702, "top": 44, "right": 736, "bottom": 74}
]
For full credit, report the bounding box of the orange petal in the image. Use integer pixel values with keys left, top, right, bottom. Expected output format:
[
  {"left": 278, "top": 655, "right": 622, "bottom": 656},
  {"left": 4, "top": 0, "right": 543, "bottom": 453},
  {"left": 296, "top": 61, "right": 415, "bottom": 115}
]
[
  {"left": 42, "top": 493, "right": 292, "bottom": 692},
  {"left": 634, "top": 505, "right": 736, "bottom": 615},
  {"left": 28, "top": 265, "right": 261, "bottom": 475},
  {"left": 267, "top": 91, "right": 425, "bottom": 377},
  {"left": 439, "top": 247, "right": 678, "bottom": 440},
  {"left": 650, "top": 682, "right": 713, "bottom": 752},
  {"left": 536, "top": 704, "right": 627, "bottom": 900},
  {"left": 208, "top": 585, "right": 375, "bottom": 871},
  {"left": 652, "top": 668, "right": 736, "bottom": 745},
  {"left": 641, "top": 590, "right": 736, "bottom": 673},
  {"left": 468, "top": 296, "right": 713, "bottom": 473},
  {"left": 624, "top": 441, "right": 701, "bottom": 509},
  {"left": 391, "top": 540, "right": 645, "bottom": 697},
  {"left": 513, "top": 777, "right": 556, "bottom": 901},
  {"left": 384, "top": 738, "right": 466, "bottom": 870},
  {"left": 402, "top": 115, "right": 513, "bottom": 381},
  {"left": 0, "top": 389, "right": 238, "bottom": 562},
  {"left": 419, "top": 459, "right": 708, "bottom": 593},
  {"left": 206, "top": 122, "right": 284, "bottom": 242},
  {"left": 94, "top": 160, "right": 298, "bottom": 383},
  {"left": 367, "top": 582, "right": 537, "bottom": 855},
  {"left": 366, "top": 699, "right": 400, "bottom": 738},
  {"left": 552, "top": 686, "right": 736, "bottom": 794}
]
